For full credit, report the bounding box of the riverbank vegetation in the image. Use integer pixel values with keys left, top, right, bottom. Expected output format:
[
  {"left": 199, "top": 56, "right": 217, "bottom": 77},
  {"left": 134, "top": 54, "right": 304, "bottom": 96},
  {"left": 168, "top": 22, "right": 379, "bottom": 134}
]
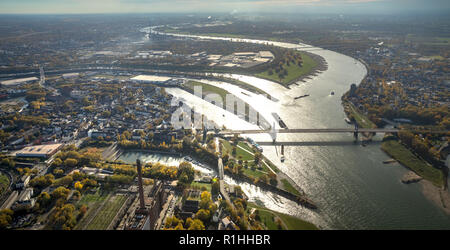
[
  {"left": 247, "top": 202, "right": 318, "bottom": 230},
  {"left": 280, "top": 179, "right": 301, "bottom": 196},
  {"left": 343, "top": 101, "right": 377, "bottom": 129},
  {"left": 381, "top": 138, "right": 445, "bottom": 187}
]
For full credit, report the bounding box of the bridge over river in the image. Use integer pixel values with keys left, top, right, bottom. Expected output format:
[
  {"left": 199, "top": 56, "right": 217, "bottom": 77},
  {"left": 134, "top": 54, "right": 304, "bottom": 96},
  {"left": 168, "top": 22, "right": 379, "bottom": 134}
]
[
  {"left": 217, "top": 127, "right": 448, "bottom": 143},
  {"left": 219, "top": 128, "right": 448, "bottom": 135}
]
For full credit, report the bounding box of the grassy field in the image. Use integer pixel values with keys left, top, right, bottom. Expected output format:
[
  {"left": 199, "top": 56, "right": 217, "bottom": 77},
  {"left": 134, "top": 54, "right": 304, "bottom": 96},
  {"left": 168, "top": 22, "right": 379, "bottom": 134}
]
[
  {"left": 191, "top": 181, "right": 212, "bottom": 192},
  {"left": 235, "top": 142, "right": 255, "bottom": 161},
  {"left": 343, "top": 101, "right": 377, "bottom": 129},
  {"left": 381, "top": 140, "right": 445, "bottom": 187},
  {"left": 255, "top": 52, "right": 317, "bottom": 86},
  {"left": 247, "top": 203, "right": 318, "bottom": 230},
  {"left": 222, "top": 140, "right": 255, "bottom": 162},
  {"left": 185, "top": 80, "right": 255, "bottom": 119},
  {"left": 263, "top": 160, "right": 280, "bottom": 173},
  {"left": 74, "top": 189, "right": 111, "bottom": 230},
  {"left": 223, "top": 78, "right": 273, "bottom": 98},
  {"left": 86, "top": 194, "right": 127, "bottom": 230},
  {"left": 185, "top": 80, "right": 231, "bottom": 106},
  {"left": 281, "top": 179, "right": 300, "bottom": 196},
  {"left": 0, "top": 173, "right": 9, "bottom": 195}
]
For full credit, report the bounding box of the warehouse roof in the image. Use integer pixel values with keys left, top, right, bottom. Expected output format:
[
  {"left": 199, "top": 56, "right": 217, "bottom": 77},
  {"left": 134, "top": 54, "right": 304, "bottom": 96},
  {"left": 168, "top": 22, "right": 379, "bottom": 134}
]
[
  {"left": 130, "top": 75, "right": 172, "bottom": 82},
  {"left": 1, "top": 77, "right": 39, "bottom": 86},
  {"left": 15, "top": 144, "right": 63, "bottom": 157}
]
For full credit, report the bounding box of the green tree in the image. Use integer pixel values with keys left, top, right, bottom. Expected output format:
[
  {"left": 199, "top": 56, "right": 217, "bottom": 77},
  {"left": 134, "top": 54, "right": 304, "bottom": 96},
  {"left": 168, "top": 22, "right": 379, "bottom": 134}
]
[
  {"left": 0, "top": 209, "right": 14, "bottom": 229},
  {"left": 177, "top": 162, "right": 195, "bottom": 185},
  {"left": 211, "top": 180, "right": 220, "bottom": 196},
  {"left": 64, "top": 158, "right": 78, "bottom": 168},
  {"left": 37, "top": 192, "right": 51, "bottom": 208},
  {"left": 195, "top": 209, "right": 211, "bottom": 223}
]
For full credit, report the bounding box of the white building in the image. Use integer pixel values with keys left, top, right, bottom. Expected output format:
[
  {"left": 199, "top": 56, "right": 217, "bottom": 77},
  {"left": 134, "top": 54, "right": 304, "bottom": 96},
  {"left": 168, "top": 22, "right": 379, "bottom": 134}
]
[
  {"left": 12, "top": 188, "right": 35, "bottom": 211},
  {"left": 258, "top": 51, "right": 274, "bottom": 59},
  {"left": 15, "top": 144, "right": 63, "bottom": 158},
  {"left": 130, "top": 75, "right": 172, "bottom": 84},
  {"left": 62, "top": 73, "right": 80, "bottom": 80},
  {"left": 70, "top": 90, "right": 88, "bottom": 99}
]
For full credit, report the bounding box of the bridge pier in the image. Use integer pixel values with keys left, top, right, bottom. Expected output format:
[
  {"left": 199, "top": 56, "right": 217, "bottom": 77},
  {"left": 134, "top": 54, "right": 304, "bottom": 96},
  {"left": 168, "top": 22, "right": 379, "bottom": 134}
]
[{"left": 353, "top": 131, "right": 358, "bottom": 142}]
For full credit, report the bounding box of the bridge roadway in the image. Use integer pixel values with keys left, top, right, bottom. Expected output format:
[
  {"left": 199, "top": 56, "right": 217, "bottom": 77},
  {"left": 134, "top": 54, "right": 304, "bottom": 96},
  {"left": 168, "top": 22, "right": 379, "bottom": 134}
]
[
  {"left": 214, "top": 137, "right": 235, "bottom": 210},
  {"left": 218, "top": 128, "right": 448, "bottom": 135}
]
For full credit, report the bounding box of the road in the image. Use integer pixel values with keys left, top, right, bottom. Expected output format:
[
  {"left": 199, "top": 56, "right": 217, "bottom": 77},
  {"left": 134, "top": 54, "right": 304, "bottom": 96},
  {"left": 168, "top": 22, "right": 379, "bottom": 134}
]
[
  {"left": 219, "top": 128, "right": 449, "bottom": 135},
  {"left": 214, "top": 137, "right": 234, "bottom": 210}
]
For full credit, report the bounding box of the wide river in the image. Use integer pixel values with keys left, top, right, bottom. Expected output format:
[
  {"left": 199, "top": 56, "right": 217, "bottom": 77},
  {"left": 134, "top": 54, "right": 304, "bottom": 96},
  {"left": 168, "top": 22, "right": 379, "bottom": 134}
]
[{"left": 143, "top": 28, "right": 450, "bottom": 229}]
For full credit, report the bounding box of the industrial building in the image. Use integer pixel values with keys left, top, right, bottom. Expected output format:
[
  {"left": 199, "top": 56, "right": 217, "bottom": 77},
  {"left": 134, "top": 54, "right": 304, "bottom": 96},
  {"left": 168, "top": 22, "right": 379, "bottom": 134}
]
[
  {"left": 130, "top": 75, "right": 172, "bottom": 84},
  {"left": 258, "top": 51, "right": 275, "bottom": 59},
  {"left": 62, "top": 73, "right": 80, "bottom": 79},
  {"left": 15, "top": 143, "right": 63, "bottom": 158},
  {"left": 119, "top": 160, "right": 169, "bottom": 230},
  {"left": 0, "top": 77, "right": 39, "bottom": 87},
  {"left": 11, "top": 188, "right": 36, "bottom": 211},
  {"left": 15, "top": 175, "right": 30, "bottom": 190}
]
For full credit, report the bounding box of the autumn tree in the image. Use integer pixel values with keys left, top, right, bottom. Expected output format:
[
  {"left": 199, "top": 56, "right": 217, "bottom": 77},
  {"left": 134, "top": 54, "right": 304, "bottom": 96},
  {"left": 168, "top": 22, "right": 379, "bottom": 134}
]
[
  {"left": 51, "top": 186, "right": 70, "bottom": 201},
  {"left": 187, "top": 219, "right": 205, "bottom": 230}
]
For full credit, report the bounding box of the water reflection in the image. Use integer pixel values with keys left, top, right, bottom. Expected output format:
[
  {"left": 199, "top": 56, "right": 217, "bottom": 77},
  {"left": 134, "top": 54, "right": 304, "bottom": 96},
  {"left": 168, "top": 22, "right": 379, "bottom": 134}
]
[
  {"left": 256, "top": 140, "right": 383, "bottom": 147},
  {"left": 117, "top": 152, "right": 216, "bottom": 176}
]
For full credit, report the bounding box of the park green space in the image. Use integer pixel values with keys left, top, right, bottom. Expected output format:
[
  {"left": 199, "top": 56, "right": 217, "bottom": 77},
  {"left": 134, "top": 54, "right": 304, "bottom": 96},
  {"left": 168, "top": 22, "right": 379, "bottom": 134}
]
[
  {"left": 221, "top": 139, "right": 272, "bottom": 178},
  {"left": 381, "top": 140, "right": 445, "bottom": 187},
  {"left": 255, "top": 52, "right": 317, "bottom": 86},
  {"left": 247, "top": 202, "right": 318, "bottom": 230}
]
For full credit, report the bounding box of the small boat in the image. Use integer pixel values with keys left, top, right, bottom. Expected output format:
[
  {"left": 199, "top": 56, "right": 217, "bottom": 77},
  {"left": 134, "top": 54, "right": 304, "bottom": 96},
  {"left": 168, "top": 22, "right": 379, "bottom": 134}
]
[
  {"left": 383, "top": 159, "right": 397, "bottom": 164},
  {"left": 294, "top": 94, "right": 309, "bottom": 100},
  {"left": 344, "top": 118, "right": 352, "bottom": 124},
  {"left": 280, "top": 155, "right": 285, "bottom": 162}
]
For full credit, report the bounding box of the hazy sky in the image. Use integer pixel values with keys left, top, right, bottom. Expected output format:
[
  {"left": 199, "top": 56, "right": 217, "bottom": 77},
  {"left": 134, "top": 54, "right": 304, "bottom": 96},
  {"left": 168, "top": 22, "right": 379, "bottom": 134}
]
[{"left": 0, "top": 0, "right": 448, "bottom": 14}]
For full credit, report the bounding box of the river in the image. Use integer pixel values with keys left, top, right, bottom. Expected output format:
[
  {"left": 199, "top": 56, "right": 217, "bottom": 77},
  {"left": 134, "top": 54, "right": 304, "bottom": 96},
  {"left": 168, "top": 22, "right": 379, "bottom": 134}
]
[
  {"left": 117, "top": 151, "right": 216, "bottom": 176},
  {"left": 141, "top": 27, "right": 450, "bottom": 229}
]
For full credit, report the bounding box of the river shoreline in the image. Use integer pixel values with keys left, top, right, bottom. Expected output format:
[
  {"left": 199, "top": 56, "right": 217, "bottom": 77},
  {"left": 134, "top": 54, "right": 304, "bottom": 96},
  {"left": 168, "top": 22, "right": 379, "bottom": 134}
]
[{"left": 421, "top": 180, "right": 450, "bottom": 215}]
